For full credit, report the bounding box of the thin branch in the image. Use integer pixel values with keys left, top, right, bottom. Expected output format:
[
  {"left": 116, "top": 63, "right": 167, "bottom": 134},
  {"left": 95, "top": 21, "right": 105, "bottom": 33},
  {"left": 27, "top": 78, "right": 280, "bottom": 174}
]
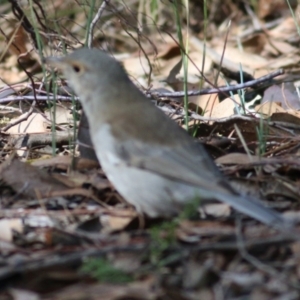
[
  {"left": 87, "top": 0, "right": 110, "bottom": 48},
  {"left": 150, "top": 69, "right": 284, "bottom": 98}
]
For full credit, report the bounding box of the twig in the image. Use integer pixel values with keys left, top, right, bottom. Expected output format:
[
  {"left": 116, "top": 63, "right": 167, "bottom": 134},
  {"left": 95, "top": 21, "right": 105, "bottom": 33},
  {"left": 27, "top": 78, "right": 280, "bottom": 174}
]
[
  {"left": 0, "top": 231, "right": 296, "bottom": 281},
  {"left": 1, "top": 54, "right": 43, "bottom": 132},
  {"left": 0, "top": 244, "right": 146, "bottom": 280},
  {"left": 235, "top": 218, "right": 300, "bottom": 290},
  {"left": 9, "top": 132, "right": 74, "bottom": 149},
  {"left": 0, "top": 95, "right": 77, "bottom": 103},
  {"left": 1, "top": 106, "right": 36, "bottom": 132},
  {"left": 87, "top": 0, "right": 110, "bottom": 48},
  {"left": 9, "top": 0, "right": 39, "bottom": 49},
  {"left": 150, "top": 69, "right": 284, "bottom": 98},
  {"left": 0, "top": 69, "right": 283, "bottom": 105}
]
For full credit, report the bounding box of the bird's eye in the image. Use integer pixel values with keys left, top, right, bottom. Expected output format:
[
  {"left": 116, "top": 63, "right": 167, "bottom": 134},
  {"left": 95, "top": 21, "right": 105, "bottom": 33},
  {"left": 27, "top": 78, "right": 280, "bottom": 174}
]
[{"left": 72, "top": 64, "right": 81, "bottom": 73}]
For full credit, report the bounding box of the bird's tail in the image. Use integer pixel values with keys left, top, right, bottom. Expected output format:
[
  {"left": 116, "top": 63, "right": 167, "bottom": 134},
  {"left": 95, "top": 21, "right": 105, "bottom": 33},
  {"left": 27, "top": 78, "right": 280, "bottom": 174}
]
[{"left": 217, "top": 192, "right": 293, "bottom": 230}]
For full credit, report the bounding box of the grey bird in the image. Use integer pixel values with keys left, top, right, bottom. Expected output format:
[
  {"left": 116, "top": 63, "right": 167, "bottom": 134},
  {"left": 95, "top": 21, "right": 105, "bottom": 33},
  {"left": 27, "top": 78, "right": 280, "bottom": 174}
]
[{"left": 45, "top": 48, "right": 292, "bottom": 229}]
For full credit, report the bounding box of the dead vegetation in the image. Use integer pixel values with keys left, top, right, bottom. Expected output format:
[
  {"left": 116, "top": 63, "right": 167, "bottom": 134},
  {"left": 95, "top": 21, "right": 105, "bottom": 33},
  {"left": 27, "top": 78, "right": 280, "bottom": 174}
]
[{"left": 0, "top": 0, "right": 300, "bottom": 299}]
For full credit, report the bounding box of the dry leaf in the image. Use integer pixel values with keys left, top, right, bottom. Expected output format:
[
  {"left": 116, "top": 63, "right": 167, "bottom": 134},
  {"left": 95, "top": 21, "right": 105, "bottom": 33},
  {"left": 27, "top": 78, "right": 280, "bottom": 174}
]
[
  {"left": 205, "top": 94, "right": 241, "bottom": 118},
  {"left": 215, "top": 153, "right": 266, "bottom": 165},
  {"left": 0, "top": 155, "right": 68, "bottom": 199},
  {"left": 0, "top": 219, "right": 23, "bottom": 242}
]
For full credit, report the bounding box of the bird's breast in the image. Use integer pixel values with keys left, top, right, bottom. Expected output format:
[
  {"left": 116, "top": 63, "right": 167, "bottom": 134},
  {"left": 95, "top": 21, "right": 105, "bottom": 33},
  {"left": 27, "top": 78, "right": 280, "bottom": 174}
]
[{"left": 91, "top": 123, "right": 124, "bottom": 166}]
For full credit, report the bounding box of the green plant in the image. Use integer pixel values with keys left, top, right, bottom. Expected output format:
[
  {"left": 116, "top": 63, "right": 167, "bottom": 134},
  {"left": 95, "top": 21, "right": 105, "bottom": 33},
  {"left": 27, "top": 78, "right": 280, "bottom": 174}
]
[
  {"left": 81, "top": 258, "right": 133, "bottom": 283},
  {"left": 172, "top": 0, "right": 189, "bottom": 130},
  {"left": 149, "top": 219, "right": 178, "bottom": 266},
  {"left": 149, "top": 196, "right": 201, "bottom": 266}
]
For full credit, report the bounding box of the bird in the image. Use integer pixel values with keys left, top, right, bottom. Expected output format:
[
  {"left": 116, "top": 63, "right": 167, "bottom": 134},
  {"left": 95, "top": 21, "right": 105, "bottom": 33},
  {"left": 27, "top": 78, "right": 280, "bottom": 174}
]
[{"left": 45, "top": 48, "right": 292, "bottom": 229}]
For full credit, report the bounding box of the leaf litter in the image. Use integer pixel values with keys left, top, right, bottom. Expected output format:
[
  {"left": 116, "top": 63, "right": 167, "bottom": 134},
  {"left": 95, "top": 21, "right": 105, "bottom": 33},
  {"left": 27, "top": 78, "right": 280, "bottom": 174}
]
[{"left": 0, "top": 0, "right": 300, "bottom": 299}]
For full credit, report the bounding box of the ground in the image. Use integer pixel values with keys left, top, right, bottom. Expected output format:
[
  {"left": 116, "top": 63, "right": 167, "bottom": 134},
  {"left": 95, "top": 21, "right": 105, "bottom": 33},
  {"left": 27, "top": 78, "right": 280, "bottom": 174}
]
[{"left": 0, "top": 0, "right": 300, "bottom": 299}]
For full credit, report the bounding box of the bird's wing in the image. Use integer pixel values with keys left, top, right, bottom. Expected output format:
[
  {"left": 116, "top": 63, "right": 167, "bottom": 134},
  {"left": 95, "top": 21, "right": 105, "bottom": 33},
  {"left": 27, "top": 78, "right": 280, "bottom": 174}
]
[
  {"left": 115, "top": 136, "right": 235, "bottom": 195},
  {"left": 111, "top": 134, "right": 291, "bottom": 228}
]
